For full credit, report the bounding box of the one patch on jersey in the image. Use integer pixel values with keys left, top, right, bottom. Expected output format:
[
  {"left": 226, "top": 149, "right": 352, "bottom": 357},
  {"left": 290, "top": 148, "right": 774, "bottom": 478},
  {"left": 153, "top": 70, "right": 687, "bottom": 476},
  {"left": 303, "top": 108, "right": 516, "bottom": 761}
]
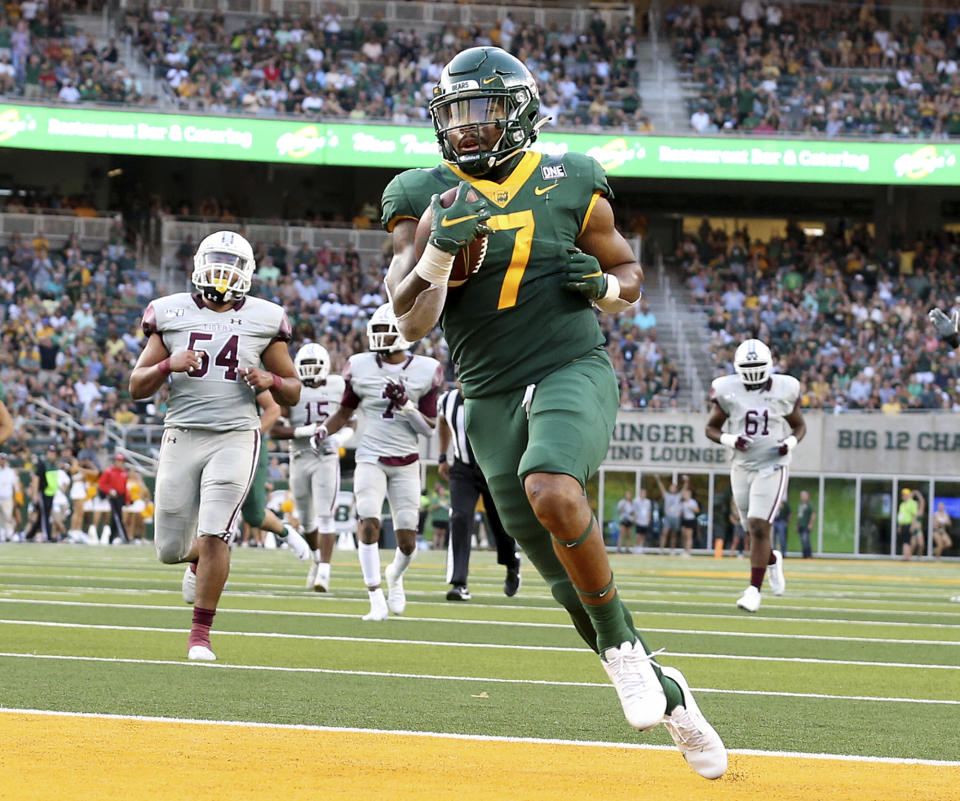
[
  {"left": 165, "top": 308, "right": 185, "bottom": 318},
  {"left": 540, "top": 164, "right": 567, "bottom": 181}
]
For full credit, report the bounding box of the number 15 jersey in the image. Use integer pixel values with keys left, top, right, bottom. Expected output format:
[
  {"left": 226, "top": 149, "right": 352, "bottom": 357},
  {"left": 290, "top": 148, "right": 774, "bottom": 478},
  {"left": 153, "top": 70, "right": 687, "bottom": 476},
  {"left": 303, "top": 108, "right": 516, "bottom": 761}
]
[{"left": 141, "top": 292, "right": 292, "bottom": 431}]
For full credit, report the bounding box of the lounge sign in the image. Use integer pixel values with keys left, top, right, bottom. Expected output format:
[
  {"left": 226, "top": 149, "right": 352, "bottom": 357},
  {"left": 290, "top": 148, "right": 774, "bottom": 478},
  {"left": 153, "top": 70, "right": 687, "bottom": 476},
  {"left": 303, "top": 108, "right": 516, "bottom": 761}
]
[{"left": 607, "top": 412, "right": 959, "bottom": 476}]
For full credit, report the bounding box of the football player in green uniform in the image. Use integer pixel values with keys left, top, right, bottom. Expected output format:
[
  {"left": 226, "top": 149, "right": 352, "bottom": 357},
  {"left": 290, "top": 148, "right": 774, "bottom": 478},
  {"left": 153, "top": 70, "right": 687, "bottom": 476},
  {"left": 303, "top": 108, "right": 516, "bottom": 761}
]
[{"left": 381, "top": 47, "right": 726, "bottom": 779}]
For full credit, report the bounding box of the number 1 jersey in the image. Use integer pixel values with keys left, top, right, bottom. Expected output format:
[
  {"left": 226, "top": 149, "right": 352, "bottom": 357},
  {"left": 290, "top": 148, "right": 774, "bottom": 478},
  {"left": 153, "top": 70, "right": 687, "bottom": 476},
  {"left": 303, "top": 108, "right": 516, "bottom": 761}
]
[{"left": 141, "top": 292, "right": 292, "bottom": 431}]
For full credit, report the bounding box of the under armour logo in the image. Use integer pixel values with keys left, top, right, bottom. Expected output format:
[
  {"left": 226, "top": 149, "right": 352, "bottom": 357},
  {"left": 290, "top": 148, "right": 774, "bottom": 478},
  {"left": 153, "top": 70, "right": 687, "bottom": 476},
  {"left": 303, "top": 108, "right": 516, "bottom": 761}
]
[
  {"left": 747, "top": 349, "right": 758, "bottom": 360},
  {"left": 231, "top": 318, "right": 243, "bottom": 325},
  {"left": 168, "top": 436, "right": 177, "bottom": 444}
]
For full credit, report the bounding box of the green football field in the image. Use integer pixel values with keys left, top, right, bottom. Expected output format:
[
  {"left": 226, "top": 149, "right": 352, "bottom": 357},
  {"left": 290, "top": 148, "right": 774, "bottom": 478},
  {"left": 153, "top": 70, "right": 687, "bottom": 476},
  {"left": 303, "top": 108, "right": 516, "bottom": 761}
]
[{"left": 1, "top": 543, "right": 958, "bottom": 800}]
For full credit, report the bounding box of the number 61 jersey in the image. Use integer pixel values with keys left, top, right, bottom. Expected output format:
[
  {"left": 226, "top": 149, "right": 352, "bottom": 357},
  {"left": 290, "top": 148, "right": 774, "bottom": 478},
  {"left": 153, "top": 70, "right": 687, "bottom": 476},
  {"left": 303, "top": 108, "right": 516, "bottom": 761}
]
[
  {"left": 141, "top": 292, "right": 292, "bottom": 431},
  {"left": 710, "top": 373, "right": 800, "bottom": 471}
]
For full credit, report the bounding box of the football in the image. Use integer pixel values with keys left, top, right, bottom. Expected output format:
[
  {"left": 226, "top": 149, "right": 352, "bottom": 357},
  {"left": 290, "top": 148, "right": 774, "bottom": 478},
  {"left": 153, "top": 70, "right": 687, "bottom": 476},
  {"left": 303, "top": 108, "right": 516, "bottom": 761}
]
[{"left": 413, "top": 185, "right": 489, "bottom": 287}]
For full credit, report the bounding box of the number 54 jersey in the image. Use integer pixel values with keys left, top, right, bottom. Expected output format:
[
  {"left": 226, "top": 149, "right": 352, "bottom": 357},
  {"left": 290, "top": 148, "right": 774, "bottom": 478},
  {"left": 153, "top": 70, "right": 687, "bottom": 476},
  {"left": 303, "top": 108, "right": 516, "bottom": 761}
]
[
  {"left": 710, "top": 373, "right": 800, "bottom": 471},
  {"left": 141, "top": 292, "right": 292, "bottom": 431}
]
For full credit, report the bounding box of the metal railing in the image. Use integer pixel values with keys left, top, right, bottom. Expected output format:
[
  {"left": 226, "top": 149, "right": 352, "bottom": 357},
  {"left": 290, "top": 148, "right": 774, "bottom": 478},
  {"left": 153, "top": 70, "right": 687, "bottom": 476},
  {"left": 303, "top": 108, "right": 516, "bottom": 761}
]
[
  {"left": 656, "top": 251, "right": 705, "bottom": 409},
  {"left": 0, "top": 212, "right": 121, "bottom": 249}
]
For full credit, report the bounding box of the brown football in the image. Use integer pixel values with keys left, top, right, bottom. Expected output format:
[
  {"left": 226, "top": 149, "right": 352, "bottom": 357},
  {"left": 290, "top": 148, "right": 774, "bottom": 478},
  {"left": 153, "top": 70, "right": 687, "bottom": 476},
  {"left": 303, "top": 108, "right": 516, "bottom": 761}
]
[{"left": 413, "top": 185, "right": 488, "bottom": 287}]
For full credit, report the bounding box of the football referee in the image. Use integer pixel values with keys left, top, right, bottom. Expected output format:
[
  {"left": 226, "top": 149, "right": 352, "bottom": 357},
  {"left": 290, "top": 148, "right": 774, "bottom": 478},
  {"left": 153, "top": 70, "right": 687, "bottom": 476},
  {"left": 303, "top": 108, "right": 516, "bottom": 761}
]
[{"left": 437, "top": 383, "right": 521, "bottom": 601}]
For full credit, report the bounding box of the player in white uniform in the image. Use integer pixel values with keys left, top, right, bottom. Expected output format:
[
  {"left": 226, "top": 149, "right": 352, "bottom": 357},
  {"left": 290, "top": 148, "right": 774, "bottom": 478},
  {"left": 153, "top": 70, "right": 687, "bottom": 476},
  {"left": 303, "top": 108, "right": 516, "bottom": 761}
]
[
  {"left": 706, "top": 339, "right": 806, "bottom": 613},
  {"left": 315, "top": 304, "right": 443, "bottom": 620},
  {"left": 129, "top": 231, "right": 301, "bottom": 660},
  {"left": 271, "top": 343, "right": 354, "bottom": 592}
]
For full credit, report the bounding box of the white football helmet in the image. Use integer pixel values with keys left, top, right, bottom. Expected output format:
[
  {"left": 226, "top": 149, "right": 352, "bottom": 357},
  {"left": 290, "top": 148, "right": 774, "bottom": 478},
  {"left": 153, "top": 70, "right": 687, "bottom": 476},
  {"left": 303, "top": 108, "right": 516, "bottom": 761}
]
[
  {"left": 192, "top": 230, "right": 255, "bottom": 303},
  {"left": 367, "top": 303, "right": 412, "bottom": 353},
  {"left": 734, "top": 338, "right": 773, "bottom": 388},
  {"left": 294, "top": 343, "right": 330, "bottom": 387}
]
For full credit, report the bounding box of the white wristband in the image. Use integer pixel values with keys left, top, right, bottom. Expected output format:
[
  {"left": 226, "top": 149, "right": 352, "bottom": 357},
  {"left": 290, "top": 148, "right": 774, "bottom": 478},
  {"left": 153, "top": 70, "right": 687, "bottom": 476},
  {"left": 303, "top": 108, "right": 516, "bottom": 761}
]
[
  {"left": 720, "top": 433, "right": 738, "bottom": 449},
  {"left": 594, "top": 274, "right": 634, "bottom": 313},
  {"left": 293, "top": 424, "right": 314, "bottom": 438},
  {"left": 413, "top": 242, "right": 455, "bottom": 286},
  {"left": 781, "top": 435, "right": 798, "bottom": 453}
]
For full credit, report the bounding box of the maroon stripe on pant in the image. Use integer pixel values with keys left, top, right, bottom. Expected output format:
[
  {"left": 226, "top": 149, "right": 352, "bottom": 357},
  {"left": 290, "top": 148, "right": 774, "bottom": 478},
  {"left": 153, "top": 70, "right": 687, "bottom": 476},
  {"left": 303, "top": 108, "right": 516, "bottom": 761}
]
[
  {"left": 226, "top": 429, "right": 260, "bottom": 536},
  {"left": 764, "top": 466, "right": 788, "bottom": 523}
]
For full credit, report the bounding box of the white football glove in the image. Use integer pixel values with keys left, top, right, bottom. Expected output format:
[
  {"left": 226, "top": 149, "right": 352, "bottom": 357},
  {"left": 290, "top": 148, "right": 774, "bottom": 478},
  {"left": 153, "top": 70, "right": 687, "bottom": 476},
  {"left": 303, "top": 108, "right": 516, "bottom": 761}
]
[{"left": 929, "top": 308, "right": 960, "bottom": 345}]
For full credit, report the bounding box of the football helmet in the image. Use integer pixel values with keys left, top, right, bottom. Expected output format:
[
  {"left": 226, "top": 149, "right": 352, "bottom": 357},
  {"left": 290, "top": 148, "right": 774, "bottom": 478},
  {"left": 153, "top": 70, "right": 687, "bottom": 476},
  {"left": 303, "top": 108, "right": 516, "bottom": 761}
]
[
  {"left": 367, "top": 303, "right": 411, "bottom": 353},
  {"left": 294, "top": 343, "right": 330, "bottom": 387},
  {"left": 192, "top": 230, "right": 255, "bottom": 304},
  {"left": 734, "top": 339, "right": 773, "bottom": 388},
  {"left": 429, "top": 46, "right": 543, "bottom": 176}
]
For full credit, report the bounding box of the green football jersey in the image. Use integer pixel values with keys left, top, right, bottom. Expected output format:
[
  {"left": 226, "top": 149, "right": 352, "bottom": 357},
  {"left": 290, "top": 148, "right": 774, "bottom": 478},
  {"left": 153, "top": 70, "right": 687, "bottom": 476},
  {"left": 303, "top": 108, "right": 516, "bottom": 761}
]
[{"left": 381, "top": 150, "right": 612, "bottom": 397}]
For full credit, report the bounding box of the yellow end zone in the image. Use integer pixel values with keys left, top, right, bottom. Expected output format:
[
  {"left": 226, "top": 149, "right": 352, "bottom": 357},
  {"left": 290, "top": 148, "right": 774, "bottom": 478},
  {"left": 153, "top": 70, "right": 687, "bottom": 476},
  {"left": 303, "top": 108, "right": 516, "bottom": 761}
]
[{"left": 2, "top": 711, "right": 958, "bottom": 801}]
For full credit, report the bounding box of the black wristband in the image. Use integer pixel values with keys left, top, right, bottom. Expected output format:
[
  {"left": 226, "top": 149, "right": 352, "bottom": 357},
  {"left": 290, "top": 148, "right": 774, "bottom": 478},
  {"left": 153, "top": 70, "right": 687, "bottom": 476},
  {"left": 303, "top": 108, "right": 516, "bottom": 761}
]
[
  {"left": 947, "top": 333, "right": 960, "bottom": 349},
  {"left": 438, "top": 454, "right": 448, "bottom": 463}
]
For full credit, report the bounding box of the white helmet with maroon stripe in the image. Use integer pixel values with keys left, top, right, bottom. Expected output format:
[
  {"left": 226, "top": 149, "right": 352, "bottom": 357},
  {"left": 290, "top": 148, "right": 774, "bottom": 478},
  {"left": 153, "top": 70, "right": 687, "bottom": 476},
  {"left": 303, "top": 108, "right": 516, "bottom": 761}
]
[
  {"left": 734, "top": 338, "right": 772, "bottom": 388},
  {"left": 367, "top": 303, "right": 411, "bottom": 353},
  {"left": 294, "top": 343, "right": 330, "bottom": 387}
]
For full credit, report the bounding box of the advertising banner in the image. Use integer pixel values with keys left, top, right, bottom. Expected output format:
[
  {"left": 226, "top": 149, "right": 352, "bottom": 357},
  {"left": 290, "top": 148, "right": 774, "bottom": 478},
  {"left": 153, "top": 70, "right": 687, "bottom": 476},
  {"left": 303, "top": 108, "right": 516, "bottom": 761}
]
[{"left": 2, "top": 104, "right": 958, "bottom": 185}]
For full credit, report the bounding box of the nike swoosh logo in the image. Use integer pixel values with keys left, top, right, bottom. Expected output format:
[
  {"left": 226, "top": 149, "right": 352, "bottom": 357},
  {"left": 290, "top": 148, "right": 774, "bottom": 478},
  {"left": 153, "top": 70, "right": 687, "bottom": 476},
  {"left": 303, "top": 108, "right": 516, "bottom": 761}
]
[
  {"left": 482, "top": 76, "right": 499, "bottom": 84},
  {"left": 582, "top": 270, "right": 603, "bottom": 278},
  {"left": 534, "top": 184, "right": 558, "bottom": 195},
  {"left": 440, "top": 213, "right": 479, "bottom": 227},
  {"left": 598, "top": 589, "right": 609, "bottom": 597}
]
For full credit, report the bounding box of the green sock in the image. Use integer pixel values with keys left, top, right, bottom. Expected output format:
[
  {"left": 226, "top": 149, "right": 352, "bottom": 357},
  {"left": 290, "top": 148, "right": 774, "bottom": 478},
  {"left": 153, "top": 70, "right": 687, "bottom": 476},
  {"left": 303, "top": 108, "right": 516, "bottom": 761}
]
[
  {"left": 660, "top": 674, "right": 684, "bottom": 713},
  {"left": 587, "top": 596, "right": 637, "bottom": 654}
]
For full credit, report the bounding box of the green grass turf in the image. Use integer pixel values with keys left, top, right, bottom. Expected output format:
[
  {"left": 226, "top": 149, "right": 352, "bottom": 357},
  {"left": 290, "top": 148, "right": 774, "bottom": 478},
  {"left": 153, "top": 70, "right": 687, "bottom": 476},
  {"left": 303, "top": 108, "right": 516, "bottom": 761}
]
[{"left": 1, "top": 543, "right": 958, "bottom": 761}]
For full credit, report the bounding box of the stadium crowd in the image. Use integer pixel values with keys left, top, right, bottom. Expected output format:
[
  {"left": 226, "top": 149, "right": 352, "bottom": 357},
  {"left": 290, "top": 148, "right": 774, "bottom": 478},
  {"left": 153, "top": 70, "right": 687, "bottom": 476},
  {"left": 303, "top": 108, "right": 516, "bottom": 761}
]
[
  {"left": 675, "top": 218, "right": 960, "bottom": 411},
  {"left": 124, "top": 5, "right": 649, "bottom": 131},
  {"left": 670, "top": 1, "right": 960, "bottom": 137},
  {"left": 0, "top": 1, "right": 651, "bottom": 132},
  {"left": 0, "top": 1, "right": 145, "bottom": 104}
]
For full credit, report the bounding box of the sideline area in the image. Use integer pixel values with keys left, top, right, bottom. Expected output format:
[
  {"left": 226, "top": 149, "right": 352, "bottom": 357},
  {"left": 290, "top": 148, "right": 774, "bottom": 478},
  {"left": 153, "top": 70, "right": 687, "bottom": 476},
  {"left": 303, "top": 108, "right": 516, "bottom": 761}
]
[{"left": 3, "top": 710, "right": 959, "bottom": 801}]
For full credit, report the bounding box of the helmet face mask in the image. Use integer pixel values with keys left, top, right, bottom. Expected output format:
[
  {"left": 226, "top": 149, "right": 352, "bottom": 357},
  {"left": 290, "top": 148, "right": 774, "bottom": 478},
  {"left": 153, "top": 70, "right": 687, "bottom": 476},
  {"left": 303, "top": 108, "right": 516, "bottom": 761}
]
[
  {"left": 192, "top": 231, "right": 255, "bottom": 304},
  {"left": 734, "top": 339, "right": 773, "bottom": 388},
  {"left": 367, "top": 303, "right": 411, "bottom": 354},
  {"left": 294, "top": 343, "right": 330, "bottom": 387},
  {"left": 430, "top": 47, "right": 541, "bottom": 176}
]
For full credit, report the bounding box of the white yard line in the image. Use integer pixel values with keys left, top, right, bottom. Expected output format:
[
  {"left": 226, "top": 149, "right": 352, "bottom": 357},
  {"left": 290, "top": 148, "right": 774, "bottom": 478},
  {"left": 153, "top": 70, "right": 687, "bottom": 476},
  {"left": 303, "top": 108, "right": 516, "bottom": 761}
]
[
  {"left": 2, "top": 599, "right": 960, "bottom": 645},
  {"left": 1, "top": 622, "right": 959, "bottom": 671}
]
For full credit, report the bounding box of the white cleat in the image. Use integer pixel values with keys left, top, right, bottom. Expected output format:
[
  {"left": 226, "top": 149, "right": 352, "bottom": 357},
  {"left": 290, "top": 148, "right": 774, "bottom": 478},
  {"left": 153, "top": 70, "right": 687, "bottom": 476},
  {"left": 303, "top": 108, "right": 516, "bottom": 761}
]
[
  {"left": 182, "top": 564, "right": 197, "bottom": 605},
  {"left": 362, "top": 588, "right": 389, "bottom": 621},
  {"left": 306, "top": 560, "right": 319, "bottom": 589},
  {"left": 660, "top": 666, "right": 728, "bottom": 779},
  {"left": 384, "top": 561, "right": 406, "bottom": 615},
  {"left": 313, "top": 562, "right": 331, "bottom": 593},
  {"left": 601, "top": 640, "right": 667, "bottom": 731},
  {"left": 737, "top": 585, "right": 761, "bottom": 613},
  {"left": 768, "top": 549, "right": 786, "bottom": 596},
  {"left": 187, "top": 645, "right": 216, "bottom": 661},
  {"left": 280, "top": 523, "right": 312, "bottom": 561}
]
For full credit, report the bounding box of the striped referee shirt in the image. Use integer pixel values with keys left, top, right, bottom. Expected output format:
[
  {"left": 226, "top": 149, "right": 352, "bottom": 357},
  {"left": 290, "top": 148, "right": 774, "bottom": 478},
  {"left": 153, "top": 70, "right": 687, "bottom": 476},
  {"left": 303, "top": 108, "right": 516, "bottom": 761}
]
[{"left": 439, "top": 387, "right": 474, "bottom": 467}]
